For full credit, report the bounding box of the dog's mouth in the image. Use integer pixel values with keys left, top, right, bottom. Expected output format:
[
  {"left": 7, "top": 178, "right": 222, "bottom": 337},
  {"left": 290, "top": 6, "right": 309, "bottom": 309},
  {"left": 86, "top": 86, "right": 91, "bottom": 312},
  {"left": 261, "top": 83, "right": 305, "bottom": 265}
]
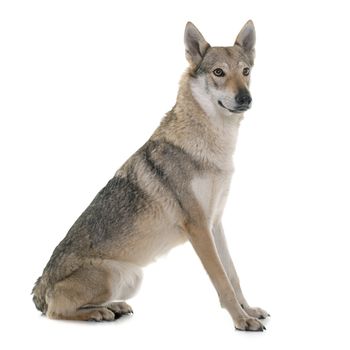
[{"left": 218, "top": 100, "right": 250, "bottom": 113}]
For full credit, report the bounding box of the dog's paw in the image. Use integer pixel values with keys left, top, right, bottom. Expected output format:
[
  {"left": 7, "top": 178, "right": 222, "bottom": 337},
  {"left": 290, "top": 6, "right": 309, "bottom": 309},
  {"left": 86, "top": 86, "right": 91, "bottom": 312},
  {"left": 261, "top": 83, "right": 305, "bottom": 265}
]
[
  {"left": 89, "top": 308, "right": 116, "bottom": 321},
  {"left": 235, "top": 317, "right": 266, "bottom": 332},
  {"left": 106, "top": 302, "right": 133, "bottom": 318},
  {"left": 242, "top": 305, "right": 270, "bottom": 320}
]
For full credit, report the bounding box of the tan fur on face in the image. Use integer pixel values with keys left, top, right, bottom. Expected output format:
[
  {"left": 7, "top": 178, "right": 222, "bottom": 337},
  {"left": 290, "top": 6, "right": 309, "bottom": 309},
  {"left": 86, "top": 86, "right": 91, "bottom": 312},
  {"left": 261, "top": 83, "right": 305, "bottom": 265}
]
[{"left": 191, "top": 46, "right": 253, "bottom": 113}]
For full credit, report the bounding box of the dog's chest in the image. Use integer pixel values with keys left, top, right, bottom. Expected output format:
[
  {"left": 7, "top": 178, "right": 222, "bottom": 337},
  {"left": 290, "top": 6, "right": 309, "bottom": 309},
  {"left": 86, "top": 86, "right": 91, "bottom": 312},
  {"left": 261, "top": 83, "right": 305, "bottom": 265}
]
[{"left": 191, "top": 171, "right": 233, "bottom": 227}]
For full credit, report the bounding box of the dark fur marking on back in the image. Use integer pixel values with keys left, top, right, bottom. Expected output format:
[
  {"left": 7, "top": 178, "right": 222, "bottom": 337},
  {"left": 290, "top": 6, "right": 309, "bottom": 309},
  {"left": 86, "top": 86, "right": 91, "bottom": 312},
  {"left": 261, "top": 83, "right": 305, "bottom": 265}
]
[
  {"left": 82, "top": 173, "right": 148, "bottom": 245},
  {"left": 42, "top": 171, "right": 149, "bottom": 280},
  {"left": 140, "top": 139, "right": 203, "bottom": 217}
]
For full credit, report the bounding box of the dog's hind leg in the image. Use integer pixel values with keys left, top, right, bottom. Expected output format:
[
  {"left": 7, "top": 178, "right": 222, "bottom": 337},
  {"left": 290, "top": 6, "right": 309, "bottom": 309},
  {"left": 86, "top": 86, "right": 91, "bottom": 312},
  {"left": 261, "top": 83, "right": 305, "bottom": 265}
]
[{"left": 46, "top": 260, "right": 142, "bottom": 321}]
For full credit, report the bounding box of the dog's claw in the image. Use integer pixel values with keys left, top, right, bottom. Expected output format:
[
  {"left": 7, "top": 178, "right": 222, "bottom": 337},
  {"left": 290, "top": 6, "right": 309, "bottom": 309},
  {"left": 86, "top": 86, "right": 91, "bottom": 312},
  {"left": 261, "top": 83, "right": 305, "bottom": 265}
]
[{"left": 235, "top": 317, "right": 265, "bottom": 332}]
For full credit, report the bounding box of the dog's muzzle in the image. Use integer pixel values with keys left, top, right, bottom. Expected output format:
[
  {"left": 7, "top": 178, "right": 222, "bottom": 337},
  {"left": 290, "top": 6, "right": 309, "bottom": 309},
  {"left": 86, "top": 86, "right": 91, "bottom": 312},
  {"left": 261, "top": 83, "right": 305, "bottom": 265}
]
[{"left": 218, "top": 90, "right": 252, "bottom": 113}]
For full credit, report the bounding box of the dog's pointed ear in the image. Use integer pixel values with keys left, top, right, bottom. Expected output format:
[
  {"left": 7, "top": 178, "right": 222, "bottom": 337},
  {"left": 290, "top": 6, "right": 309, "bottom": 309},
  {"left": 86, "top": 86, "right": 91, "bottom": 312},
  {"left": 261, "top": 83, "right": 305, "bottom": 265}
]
[
  {"left": 234, "top": 20, "right": 256, "bottom": 54},
  {"left": 184, "top": 22, "right": 210, "bottom": 68}
]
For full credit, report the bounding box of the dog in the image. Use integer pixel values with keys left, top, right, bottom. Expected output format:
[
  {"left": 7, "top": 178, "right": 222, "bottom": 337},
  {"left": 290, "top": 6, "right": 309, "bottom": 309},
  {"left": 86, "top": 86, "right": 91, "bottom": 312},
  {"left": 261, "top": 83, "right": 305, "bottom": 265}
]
[{"left": 32, "top": 20, "right": 269, "bottom": 331}]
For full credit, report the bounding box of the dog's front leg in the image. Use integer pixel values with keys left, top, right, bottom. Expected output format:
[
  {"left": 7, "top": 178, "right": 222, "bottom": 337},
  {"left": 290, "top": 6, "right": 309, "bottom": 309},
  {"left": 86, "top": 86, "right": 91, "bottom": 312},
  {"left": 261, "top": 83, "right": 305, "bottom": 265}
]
[
  {"left": 185, "top": 217, "right": 265, "bottom": 331},
  {"left": 212, "top": 222, "right": 269, "bottom": 320}
]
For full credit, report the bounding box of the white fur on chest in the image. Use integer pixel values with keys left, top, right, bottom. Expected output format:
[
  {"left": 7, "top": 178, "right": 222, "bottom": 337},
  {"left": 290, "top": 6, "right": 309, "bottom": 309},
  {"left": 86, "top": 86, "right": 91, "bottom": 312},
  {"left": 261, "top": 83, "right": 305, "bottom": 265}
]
[{"left": 191, "top": 172, "right": 233, "bottom": 228}]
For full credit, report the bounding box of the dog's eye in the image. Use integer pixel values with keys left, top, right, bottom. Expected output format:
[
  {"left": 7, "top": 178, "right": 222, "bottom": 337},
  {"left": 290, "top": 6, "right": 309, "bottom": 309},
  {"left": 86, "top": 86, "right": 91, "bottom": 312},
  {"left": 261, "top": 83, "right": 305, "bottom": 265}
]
[
  {"left": 243, "top": 67, "right": 250, "bottom": 76},
  {"left": 213, "top": 68, "right": 225, "bottom": 77}
]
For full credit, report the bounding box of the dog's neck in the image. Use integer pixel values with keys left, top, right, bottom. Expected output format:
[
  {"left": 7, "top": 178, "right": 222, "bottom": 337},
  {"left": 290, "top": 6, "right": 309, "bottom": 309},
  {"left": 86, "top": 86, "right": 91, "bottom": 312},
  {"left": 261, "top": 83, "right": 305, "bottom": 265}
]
[{"left": 152, "top": 71, "right": 242, "bottom": 170}]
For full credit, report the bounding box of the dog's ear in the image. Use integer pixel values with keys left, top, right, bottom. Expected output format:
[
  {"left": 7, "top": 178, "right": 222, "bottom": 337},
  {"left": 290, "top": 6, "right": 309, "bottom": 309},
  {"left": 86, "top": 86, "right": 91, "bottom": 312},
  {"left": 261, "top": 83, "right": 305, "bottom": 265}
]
[
  {"left": 184, "top": 22, "right": 210, "bottom": 68},
  {"left": 234, "top": 20, "right": 256, "bottom": 54}
]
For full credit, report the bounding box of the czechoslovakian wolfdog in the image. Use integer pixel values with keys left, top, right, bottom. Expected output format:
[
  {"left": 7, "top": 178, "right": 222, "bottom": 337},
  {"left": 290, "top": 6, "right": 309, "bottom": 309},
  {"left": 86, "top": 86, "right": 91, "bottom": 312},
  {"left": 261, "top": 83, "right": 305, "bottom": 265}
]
[{"left": 33, "top": 20, "right": 269, "bottom": 332}]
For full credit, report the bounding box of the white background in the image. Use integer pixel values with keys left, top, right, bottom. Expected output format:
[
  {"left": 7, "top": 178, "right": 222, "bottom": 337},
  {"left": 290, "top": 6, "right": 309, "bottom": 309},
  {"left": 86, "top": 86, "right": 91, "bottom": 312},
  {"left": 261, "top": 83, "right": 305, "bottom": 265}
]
[{"left": 1, "top": 0, "right": 350, "bottom": 349}]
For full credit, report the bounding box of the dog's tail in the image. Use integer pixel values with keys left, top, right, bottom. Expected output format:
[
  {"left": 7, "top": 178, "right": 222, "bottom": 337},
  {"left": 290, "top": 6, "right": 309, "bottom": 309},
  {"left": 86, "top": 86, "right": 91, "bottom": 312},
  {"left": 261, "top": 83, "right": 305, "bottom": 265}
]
[{"left": 32, "top": 276, "right": 48, "bottom": 314}]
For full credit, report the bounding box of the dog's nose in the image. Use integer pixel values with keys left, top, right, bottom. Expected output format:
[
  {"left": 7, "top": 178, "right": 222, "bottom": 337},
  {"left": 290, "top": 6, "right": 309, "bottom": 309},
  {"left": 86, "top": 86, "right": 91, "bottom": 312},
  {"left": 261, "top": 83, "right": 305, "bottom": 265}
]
[{"left": 235, "top": 92, "right": 252, "bottom": 106}]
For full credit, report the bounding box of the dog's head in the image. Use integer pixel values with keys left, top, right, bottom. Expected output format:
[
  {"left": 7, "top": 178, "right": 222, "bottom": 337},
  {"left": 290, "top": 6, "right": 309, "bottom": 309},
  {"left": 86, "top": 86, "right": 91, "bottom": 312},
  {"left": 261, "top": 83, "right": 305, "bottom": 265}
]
[{"left": 185, "top": 21, "right": 256, "bottom": 117}]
